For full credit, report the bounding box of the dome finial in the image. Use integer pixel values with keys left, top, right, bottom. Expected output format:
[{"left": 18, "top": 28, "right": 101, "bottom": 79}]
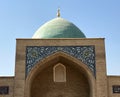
[{"left": 57, "top": 8, "right": 60, "bottom": 17}]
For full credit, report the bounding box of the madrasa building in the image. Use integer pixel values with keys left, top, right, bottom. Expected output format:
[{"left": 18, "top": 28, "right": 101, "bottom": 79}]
[{"left": 0, "top": 9, "right": 120, "bottom": 97}]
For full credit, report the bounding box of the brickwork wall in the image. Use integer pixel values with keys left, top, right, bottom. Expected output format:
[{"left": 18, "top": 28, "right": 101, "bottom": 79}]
[
  {"left": 95, "top": 39, "right": 108, "bottom": 97},
  {"left": 107, "top": 76, "right": 120, "bottom": 97},
  {"left": 0, "top": 77, "right": 14, "bottom": 97}
]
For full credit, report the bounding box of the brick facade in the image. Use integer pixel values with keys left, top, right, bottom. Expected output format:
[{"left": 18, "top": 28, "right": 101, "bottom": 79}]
[{"left": 0, "top": 38, "right": 120, "bottom": 97}]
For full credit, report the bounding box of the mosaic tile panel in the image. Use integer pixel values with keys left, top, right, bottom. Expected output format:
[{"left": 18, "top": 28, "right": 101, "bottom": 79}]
[{"left": 26, "top": 46, "right": 96, "bottom": 77}]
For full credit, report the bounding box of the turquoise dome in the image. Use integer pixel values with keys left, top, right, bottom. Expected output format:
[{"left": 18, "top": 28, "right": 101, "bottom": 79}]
[{"left": 32, "top": 17, "right": 86, "bottom": 38}]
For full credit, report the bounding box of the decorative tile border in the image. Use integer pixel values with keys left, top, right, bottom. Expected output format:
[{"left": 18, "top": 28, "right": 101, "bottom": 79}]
[{"left": 26, "top": 46, "right": 96, "bottom": 77}]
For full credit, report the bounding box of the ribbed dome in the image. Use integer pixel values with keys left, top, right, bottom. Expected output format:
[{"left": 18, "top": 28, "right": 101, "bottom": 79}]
[{"left": 32, "top": 17, "right": 86, "bottom": 38}]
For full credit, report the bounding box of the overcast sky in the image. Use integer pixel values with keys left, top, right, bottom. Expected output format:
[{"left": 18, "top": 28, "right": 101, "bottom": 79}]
[{"left": 0, "top": 0, "right": 120, "bottom": 76}]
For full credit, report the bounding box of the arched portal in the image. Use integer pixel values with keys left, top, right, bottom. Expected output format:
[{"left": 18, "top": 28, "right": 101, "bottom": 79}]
[{"left": 25, "top": 52, "right": 96, "bottom": 97}]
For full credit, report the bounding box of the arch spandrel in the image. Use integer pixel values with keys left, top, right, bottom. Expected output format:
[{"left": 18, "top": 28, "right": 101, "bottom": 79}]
[{"left": 26, "top": 46, "right": 96, "bottom": 77}]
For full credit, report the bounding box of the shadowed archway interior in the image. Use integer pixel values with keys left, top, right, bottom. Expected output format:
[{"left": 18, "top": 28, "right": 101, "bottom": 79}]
[{"left": 31, "top": 61, "right": 90, "bottom": 97}]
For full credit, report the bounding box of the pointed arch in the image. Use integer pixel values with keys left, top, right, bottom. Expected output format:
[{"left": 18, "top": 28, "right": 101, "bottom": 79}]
[
  {"left": 25, "top": 52, "right": 96, "bottom": 97},
  {"left": 53, "top": 63, "right": 66, "bottom": 82}
]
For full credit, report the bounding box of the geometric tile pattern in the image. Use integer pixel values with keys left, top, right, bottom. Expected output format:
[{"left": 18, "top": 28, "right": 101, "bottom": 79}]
[{"left": 26, "top": 46, "right": 95, "bottom": 77}]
